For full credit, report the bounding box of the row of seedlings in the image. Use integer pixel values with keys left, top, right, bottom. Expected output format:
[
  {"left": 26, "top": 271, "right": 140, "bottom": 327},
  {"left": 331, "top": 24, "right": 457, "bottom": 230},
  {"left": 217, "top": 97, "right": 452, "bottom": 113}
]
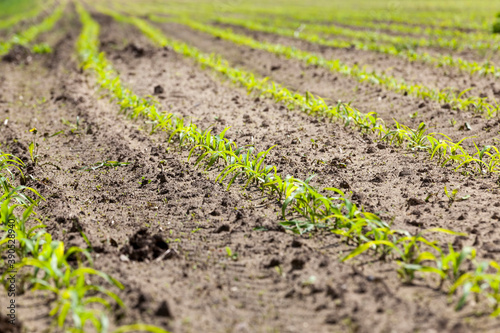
[{"left": 80, "top": 5, "right": 500, "bottom": 317}]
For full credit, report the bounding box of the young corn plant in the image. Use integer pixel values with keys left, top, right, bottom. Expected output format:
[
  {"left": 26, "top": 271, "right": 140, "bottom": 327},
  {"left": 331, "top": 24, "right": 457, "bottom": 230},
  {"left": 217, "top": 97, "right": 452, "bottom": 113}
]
[
  {"left": 0, "top": 1, "right": 66, "bottom": 56},
  {"left": 98, "top": 8, "right": 500, "bottom": 177},
  {"left": 162, "top": 16, "right": 499, "bottom": 118},
  {"left": 450, "top": 261, "right": 500, "bottom": 315},
  {"left": 0, "top": 197, "right": 45, "bottom": 259},
  {"left": 342, "top": 228, "right": 466, "bottom": 284},
  {"left": 435, "top": 245, "right": 476, "bottom": 287},
  {"left": 2, "top": 145, "right": 168, "bottom": 333},
  {"left": 216, "top": 145, "right": 276, "bottom": 190},
  {"left": 17, "top": 235, "right": 124, "bottom": 332},
  {"left": 29, "top": 127, "right": 40, "bottom": 166},
  {"left": 83, "top": 4, "right": 500, "bottom": 318},
  {"left": 187, "top": 127, "right": 239, "bottom": 170},
  {"left": 445, "top": 183, "right": 470, "bottom": 203}
]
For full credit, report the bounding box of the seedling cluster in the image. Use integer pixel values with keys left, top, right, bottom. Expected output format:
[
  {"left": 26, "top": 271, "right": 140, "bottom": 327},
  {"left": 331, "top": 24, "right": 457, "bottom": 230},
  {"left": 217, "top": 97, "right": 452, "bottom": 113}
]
[
  {"left": 3, "top": 0, "right": 500, "bottom": 329},
  {"left": 0, "top": 1, "right": 65, "bottom": 56},
  {"left": 76, "top": 3, "right": 500, "bottom": 318},
  {"left": 213, "top": 16, "right": 500, "bottom": 78}
]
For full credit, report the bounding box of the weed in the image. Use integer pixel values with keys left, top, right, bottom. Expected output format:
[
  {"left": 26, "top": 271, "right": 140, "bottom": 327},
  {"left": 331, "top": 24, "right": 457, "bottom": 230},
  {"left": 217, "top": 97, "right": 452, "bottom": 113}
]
[
  {"left": 27, "top": 128, "right": 40, "bottom": 166},
  {"left": 225, "top": 246, "right": 238, "bottom": 260}
]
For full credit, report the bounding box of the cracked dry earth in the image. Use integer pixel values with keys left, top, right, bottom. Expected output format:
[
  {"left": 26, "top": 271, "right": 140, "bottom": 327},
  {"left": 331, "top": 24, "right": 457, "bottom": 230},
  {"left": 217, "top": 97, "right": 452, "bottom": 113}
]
[{"left": 0, "top": 6, "right": 500, "bottom": 333}]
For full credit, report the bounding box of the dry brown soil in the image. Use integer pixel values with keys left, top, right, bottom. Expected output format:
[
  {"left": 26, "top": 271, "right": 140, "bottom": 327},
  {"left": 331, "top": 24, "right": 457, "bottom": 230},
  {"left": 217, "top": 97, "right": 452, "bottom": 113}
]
[{"left": 0, "top": 7, "right": 499, "bottom": 333}]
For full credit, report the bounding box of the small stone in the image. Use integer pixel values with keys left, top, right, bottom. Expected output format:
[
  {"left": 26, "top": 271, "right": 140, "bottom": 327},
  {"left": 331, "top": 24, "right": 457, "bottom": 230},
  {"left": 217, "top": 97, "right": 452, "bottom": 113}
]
[
  {"left": 399, "top": 168, "right": 411, "bottom": 177},
  {"left": 120, "top": 254, "right": 130, "bottom": 262}
]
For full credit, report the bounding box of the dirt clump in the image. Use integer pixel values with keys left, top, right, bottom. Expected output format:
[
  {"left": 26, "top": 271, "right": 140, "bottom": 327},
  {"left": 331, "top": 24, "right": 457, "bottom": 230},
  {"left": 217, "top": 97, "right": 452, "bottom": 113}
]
[
  {"left": 120, "top": 228, "right": 170, "bottom": 262},
  {"left": 2, "top": 45, "right": 32, "bottom": 65}
]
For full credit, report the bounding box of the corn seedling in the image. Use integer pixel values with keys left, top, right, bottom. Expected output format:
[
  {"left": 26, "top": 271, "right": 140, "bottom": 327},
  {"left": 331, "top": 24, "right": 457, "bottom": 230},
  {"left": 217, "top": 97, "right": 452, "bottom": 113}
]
[
  {"left": 80, "top": 4, "right": 500, "bottom": 318},
  {"left": 28, "top": 127, "right": 40, "bottom": 166},
  {"left": 225, "top": 246, "right": 238, "bottom": 260},
  {"left": 94, "top": 8, "right": 500, "bottom": 177},
  {"left": 0, "top": 1, "right": 66, "bottom": 56},
  {"left": 211, "top": 16, "right": 500, "bottom": 80},
  {"left": 32, "top": 42, "right": 52, "bottom": 54},
  {"left": 159, "top": 16, "right": 498, "bottom": 118},
  {"left": 2, "top": 143, "right": 168, "bottom": 333},
  {"left": 435, "top": 245, "right": 476, "bottom": 286}
]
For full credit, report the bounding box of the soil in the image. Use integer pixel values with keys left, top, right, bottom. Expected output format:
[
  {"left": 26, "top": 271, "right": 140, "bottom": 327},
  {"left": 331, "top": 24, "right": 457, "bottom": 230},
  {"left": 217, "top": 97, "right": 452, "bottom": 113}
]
[
  {"left": 218, "top": 22, "right": 500, "bottom": 77},
  {"left": 0, "top": 5, "right": 500, "bottom": 333},
  {"left": 152, "top": 21, "right": 500, "bottom": 149}
]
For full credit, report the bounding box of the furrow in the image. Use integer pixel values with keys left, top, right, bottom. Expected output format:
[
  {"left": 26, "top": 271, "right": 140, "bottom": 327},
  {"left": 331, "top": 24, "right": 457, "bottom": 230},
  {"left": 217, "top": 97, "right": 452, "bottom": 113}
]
[{"left": 84, "top": 5, "right": 500, "bottom": 320}]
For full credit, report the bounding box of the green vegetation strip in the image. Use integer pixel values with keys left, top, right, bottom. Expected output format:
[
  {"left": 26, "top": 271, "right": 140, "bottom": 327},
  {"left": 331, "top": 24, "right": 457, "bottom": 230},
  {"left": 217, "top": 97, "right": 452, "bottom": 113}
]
[
  {"left": 97, "top": 6, "right": 500, "bottom": 176},
  {"left": 212, "top": 16, "right": 500, "bottom": 78},
  {"left": 315, "top": 16, "right": 498, "bottom": 45},
  {"left": 0, "top": 1, "right": 65, "bottom": 56},
  {"left": 150, "top": 15, "right": 499, "bottom": 119},
  {"left": 215, "top": 5, "right": 489, "bottom": 32},
  {"left": 108, "top": 0, "right": 491, "bottom": 32},
  {"left": 83, "top": 5, "right": 500, "bottom": 316},
  {"left": 0, "top": 0, "right": 55, "bottom": 30},
  {"left": 215, "top": 6, "right": 496, "bottom": 44},
  {"left": 0, "top": 149, "right": 169, "bottom": 332},
  {"left": 108, "top": 0, "right": 500, "bottom": 52}
]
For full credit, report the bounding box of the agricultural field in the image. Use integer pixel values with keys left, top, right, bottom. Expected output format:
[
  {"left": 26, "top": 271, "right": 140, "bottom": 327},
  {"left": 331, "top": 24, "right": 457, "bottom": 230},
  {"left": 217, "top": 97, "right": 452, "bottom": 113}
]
[{"left": 2, "top": 0, "right": 500, "bottom": 332}]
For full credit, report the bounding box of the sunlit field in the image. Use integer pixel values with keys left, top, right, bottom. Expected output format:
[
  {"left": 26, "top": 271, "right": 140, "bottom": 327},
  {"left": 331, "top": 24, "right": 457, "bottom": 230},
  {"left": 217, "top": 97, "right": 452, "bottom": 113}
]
[{"left": 1, "top": 0, "right": 500, "bottom": 332}]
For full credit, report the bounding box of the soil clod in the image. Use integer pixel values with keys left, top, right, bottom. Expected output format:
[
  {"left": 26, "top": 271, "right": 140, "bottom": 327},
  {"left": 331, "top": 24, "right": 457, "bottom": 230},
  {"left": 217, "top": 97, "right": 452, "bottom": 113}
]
[
  {"left": 120, "top": 228, "right": 169, "bottom": 261},
  {"left": 154, "top": 85, "right": 164, "bottom": 95}
]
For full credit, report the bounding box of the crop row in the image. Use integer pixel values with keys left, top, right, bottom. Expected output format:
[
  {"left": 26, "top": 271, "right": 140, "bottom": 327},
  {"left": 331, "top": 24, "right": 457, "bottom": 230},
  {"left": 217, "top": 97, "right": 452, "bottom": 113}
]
[
  {"left": 100, "top": 5, "right": 500, "bottom": 177},
  {"left": 216, "top": 6, "right": 493, "bottom": 39},
  {"left": 109, "top": 0, "right": 490, "bottom": 32},
  {"left": 84, "top": 5, "right": 500, "bottom": 316},
  {"left": 216, "top": 5, "right": 490, "bottom": 32},
  {"left": 0, "top": 0, "right": 56, "bottom": 31},
  {"left": 309, "top": 16, "right": 499, "bottom": 44},
  {"left": 92, "top": 5, "right": 500, "bottom": 177},
  {"left": 149, "top": 15, "right": 499, "bottom": 119},
  {"left": 211, "top": 16, "right": 500, "bottom": 79},
  {"left": 105, "top": 0, "right": 500, "bottom": 54},
  {"left": 186, "top": 5, "right": 500, "bottom": 55},
  {"left": 0, "top": 146, "right": 168, "bottom": 333},
  {"left": 329, "top": 11, "right": 488, "bottom": 32},
  {"left": 104, "top": 0, "right": 500, "bottom": 80},
  {"left": 0, "top": 0, "right": 65, "bottom": 56}
]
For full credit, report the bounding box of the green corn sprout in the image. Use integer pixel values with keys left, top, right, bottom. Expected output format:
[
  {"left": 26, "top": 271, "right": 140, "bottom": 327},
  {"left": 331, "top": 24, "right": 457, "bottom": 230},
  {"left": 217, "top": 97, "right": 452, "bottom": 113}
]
[
  {"left": 79, "top": 4, "right": 500, "bottom": 318},
  {"left": 93, "top": 7, "right": 500, "bottom": 177}
]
